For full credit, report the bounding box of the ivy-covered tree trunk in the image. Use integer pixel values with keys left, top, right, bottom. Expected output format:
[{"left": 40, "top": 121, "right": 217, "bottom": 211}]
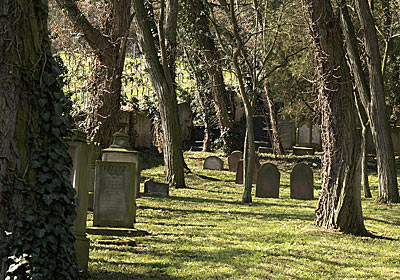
[
  {"left": 56, "top": 0, "right": 132, "bottom": 146},
  {"left": 303, "top": 0, "right": 368, "bottom": 235},
  {"left": 0, "top": 0, "right": 78, "bottom": 278},
  {"left": 133, "top": 0, "right": 186, "bottom": 188},
  {"left": 340, "top": 0, "right": 399, "bottom": 203}
]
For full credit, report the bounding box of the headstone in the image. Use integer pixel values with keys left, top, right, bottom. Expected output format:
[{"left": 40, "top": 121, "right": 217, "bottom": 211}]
[
  {"left": 93, "top": 161, "right": 136, "bottom": 228},
  {"left": 255, "top": 163, "right": 280, "bottom": 198},
  {"left": 144, "top": 180, "right": 169, "bottom": 196},
  {"left": 290, "top": 163, "right": 314, "bottom": 200},
  {"left": 235, "top": 158, "right": 260, "bottom": 184},
  {"left": 228, "top": 151, "right": 243, "bottom": 172},
  {"left": 102, "top": 129, "right": 141, "bottom": 201},
  {"left": 297, "top": 122, "right": 312, "bottom": 147},
  {"left": 203, "top": 156, "right": 224, "bottom": 170},
  {"left": 88, "top": 143, "right": 101, "bottom": 211},
  {"left": 279, "top": 119, "right": 295, "bottom": 149},
  {"left": 293, "top": 146, "right": 315, "bottom": 155},
  {"left": 68, "top": 130, "right": 92, "bottom": 271},
  {"left": 178, "top": 102, "right": 193, "bottom": 142}
]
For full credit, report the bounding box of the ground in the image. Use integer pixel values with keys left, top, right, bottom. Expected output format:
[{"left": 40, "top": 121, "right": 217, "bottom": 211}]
[{"left": 87, "top": 151, "right": 400, "bottom": 279}]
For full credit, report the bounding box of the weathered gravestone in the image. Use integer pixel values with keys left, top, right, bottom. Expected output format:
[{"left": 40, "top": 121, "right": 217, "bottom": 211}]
[
  {"left": 67, "top": 130, "right": 92, "bottom": 271},
  {"left": 93, "top": 161, "right": 136, "bottom": 228},
  {"left": 235, "top": 159, "right": 260, "bottom": 184},
  {"left": 255, "top": 163, "right": 280, "bottom": 198},
  {"left": 290, "top": 163, "right": 314, "bottom": 200},
  {"left": 88, "top": 143, "right": 101, "bottom": 211},
  {"left": 203, "top": 156, "right": 224, "bottom": 170},
  {"left": 144, "top": 180, "right": 169, "bottom": 196},
  {"left": 228, "top": 151, "right": 243, "bottom": 172}
]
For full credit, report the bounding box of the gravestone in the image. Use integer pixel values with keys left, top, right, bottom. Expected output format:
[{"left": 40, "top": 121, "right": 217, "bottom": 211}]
[
  {"left": 88, "top": 143, "right": 101, "bottom": 211},
  {"left": 290, "top": 163, "right": 314, "bottom": 200},
  {"left": 68, "top": 130, "right": 92, "bottom": 271},
  {"left": 235, "top": 158, "right": 260, "bottom": 184},
  {"left": 102, "top": 129, "right": 141, "bottom": 200},
  {"left": 203, "top": 156, "right": 224, "bottom": 170},
  {"left": 228, "top": 151, "right": 243, "bottom": 172},
  {"left": 93, "top": 161, "right": 136, "bottom": 228},
  {"left": 144, "top": 180, "right": 169, "bottom": 196},
  {"left": 255, "top": 163, "right": 280, "bottom": 198}
]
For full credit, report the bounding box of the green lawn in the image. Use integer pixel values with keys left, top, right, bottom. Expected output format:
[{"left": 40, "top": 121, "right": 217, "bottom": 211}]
[{"left": 87, "top": 151, "right": 400, "bottom": 279}]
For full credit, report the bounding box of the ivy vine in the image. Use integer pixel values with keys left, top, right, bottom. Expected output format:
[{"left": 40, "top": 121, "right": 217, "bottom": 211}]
[{"left": 0, "top": 1, "right": 78, "bottom": 278}]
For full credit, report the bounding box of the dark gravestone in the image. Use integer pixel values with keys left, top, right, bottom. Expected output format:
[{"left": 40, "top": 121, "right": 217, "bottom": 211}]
[
  {"left": 203, "top": 156, "right": 224, "bottom": 170},
  {"left": 256, "top": 163, "right": 280, "bottom": 198},
  {"left": 290, "top": 163, "right": 314, "bottom": 200},
  {"left": 93, "top": 161, "right": 136, "bottom": 228},
  {"left": 228, "top": 151, "right": 243, "bottom": 172},
  {"left": 235, "top": 158, "right": 260, "bottom": 184},
  {"left": 144, "top": 180, "right": 169, "bottom": 196}
]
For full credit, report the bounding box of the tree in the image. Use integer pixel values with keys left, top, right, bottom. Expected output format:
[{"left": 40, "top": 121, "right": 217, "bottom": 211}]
[
  {"left": 56, "top": 0, "right": 133, "bottom": 146},
  {"left": 339, "top": 0, "right": 399, "bottom": 203},
  {"left": 302, "top": 0, "right": 368, "bottom": 235},
  {"left": 180, "top": 0, "right": 240, "bottom": 153},
  {"left": 0, "top": 0, "right": 78, "bottom": 278},
  {"left": 132, "top": 0, "right": 186, "bottom": 188}
]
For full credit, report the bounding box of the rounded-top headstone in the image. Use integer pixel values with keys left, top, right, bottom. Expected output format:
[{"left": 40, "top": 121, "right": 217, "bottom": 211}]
[
  {"left": 228, "top": 151, "right": 243, "bottom": 172},
  {"left": 256, "top": 163, "right": 280, "bottom": 198},
  {"left": 203, "top": 156, "right": 224, "bottom": 170},
  {"left": 290, "top": 163, "right": 314, "bottom": 200}
]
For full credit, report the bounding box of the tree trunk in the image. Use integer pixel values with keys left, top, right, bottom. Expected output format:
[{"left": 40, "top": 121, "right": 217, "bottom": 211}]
[
  {"left": 56, "top": 0, "right": 132, "bottom": 146},
  {"left": 361, "top": 124, "right": 372, "bottom": 198},
  {"left": 0, "top": 0, "right": 78, "bottom": 277},
  {"left": 303, "top": 0, "right": 368, "bottom": 235},
  {"left": 262, "top": 85, "right": 285, "bottom": 156},
  {"left": 184, "top": 0, "right": 239, "bottom": 153},
  {"left": 340, "top": 0, "right": 399, "bottom": 203},
  {"left": 354, "top": 0, "right": 399, "bottom": 203},
  {"left": 133, "top": 0, "right": 186, "bottom": 188}
]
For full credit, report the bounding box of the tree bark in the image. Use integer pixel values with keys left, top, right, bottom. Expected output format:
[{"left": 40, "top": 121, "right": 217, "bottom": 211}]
[
  {"left": 133, "top": 0, "right": 186, "bottom": 188},
  {"left": 262, "top": 85, "right": 285, "bottom": 156},
  {"left": 302, "top": 0, "right": 368, "bottom": 235},
  {"left": 56, "top": 0, "right": 132, "bottom": 146},
  {"left": 184, "top": 0, "right": 239, "bottom": 153},
  {"left": 340, "top": 0, "right": 399, "bottom": 203},
  {"left": 0, "top": 0, "right": 77, "bottom": 277}
]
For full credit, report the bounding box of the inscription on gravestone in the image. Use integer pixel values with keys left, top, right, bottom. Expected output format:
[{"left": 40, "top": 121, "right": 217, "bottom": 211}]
[
  {"left": 290, "top": 163, "right": 314, "bottom": 200},
  {"left": 94, "top": 161, "right": 136, "bottom": 228},
  {"left": 256, "top": 163, "right": 280, "bottom": 198}
]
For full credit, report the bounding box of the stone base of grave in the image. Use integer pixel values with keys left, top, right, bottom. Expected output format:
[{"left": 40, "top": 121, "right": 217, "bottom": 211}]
[
  {"left": 75, "top": 234, "right": 90, "bottom": 271},
  {"left": 144, "top": 180, "right": 169, "bottom": 196},
  {"left": 293, "top": 146, "right": 315, "bottom": 155},
  {"left": 258, "top": 147, "right": 273, "bottom": 154},
  {"left": 87, "top": 226, "right": 150, "bottom": 237}
]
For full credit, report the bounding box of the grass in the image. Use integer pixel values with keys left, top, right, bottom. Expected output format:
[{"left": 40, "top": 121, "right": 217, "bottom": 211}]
[{"left": 87, "top": 151, "right": 400, "bottom": 279}]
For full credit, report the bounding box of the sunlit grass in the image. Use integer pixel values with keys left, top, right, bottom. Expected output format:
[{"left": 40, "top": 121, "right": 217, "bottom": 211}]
[{"left": 87, "top": 151, "right": 400, "bottom": 279}]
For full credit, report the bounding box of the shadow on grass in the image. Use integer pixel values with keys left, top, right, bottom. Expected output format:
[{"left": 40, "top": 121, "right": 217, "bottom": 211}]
[{"left": 138, "top": 205, "right": 315, "bottom": 222}]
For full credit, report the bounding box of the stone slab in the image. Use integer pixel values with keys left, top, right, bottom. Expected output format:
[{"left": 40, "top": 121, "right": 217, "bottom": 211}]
[
  {"left": 203, "top": 156, "right": 224, "bottom": 170},
  {"left": 256, "top": 163, "right": 280, "bottom": 198},
  {"left": 144, "top": 180, "right": 169, "bottom": 196},
  {"left": 228, "top": 151, "right": 243, "bottom": 172},
  {"left": 293, "top": 146, "right": 315, "bottom": 156},
  {"left": 93, "top": 161, "right": 136, "bottom": 228},
  {"left": 290, "top": 163, "right": 314, "bottom": 200},
  {"left": 235, "top": 158, "right": 260, "bottom": 184}
]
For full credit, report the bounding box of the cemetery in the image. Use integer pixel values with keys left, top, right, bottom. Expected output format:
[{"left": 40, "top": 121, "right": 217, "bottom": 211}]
[{"left": 1, "top": 1, "right": 400, "bottom": 280}]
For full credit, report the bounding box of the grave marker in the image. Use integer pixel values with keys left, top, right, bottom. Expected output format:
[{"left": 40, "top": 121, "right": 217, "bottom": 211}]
[
  {"left": 228, "top": 151, "right": 243, "bottom": 172},
  {"left": 93, "top": 161, "right": 136, "bottom": 228},
  {"left": 290, "top": 163, "right": 314, "bottom": 200},
  {"left": 255, "top": 163, "right": 280, "bottom": 198},
  {"left": 203, "top": 156, "right": 224, "bottom": 170},
  {"left": 235, "top": 158, "right": 260, "bottom": 184}
]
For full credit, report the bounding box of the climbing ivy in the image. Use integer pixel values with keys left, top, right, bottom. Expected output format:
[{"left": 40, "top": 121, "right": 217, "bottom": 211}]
[{"left": 0, "top": 1, "right": 78, "bottom": 279}]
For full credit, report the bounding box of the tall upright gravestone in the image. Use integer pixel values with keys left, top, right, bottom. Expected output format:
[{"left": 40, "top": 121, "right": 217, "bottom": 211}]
[
  {"left": 228, "top": 151, "right": 243, "bottom": 172},
  {"left": 68, "top": 130, "right": 92, "bottom": 271},
  {"left": 235, "top": 158, "right": 260, "bottom": 184},
  {"left": 290, "top": 163, "right": 314, "bottom": 200},
  {"left": 255, "top": 163, "right": 280, "bottom": 198},
  {"left": 93, "top": 161, "right": 136, "bottom": 227}
]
